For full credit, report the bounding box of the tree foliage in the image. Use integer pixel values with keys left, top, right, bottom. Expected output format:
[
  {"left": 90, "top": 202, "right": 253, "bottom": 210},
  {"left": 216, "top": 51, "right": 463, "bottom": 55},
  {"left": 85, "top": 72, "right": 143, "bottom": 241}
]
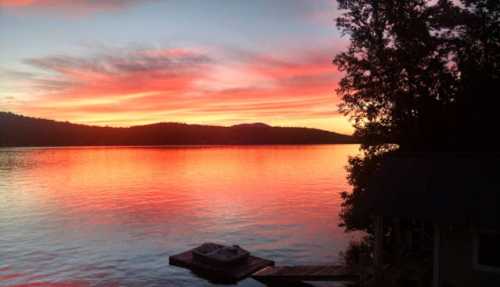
[{"left": 335, "top": 0, "right": 500, "bottom": 232}]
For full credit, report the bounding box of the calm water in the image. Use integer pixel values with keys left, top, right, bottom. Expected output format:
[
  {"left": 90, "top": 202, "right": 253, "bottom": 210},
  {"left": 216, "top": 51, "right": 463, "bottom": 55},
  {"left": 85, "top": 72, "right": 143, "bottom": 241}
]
[{"left": 0, "top": 145, "right": 359, "bottom": 287}]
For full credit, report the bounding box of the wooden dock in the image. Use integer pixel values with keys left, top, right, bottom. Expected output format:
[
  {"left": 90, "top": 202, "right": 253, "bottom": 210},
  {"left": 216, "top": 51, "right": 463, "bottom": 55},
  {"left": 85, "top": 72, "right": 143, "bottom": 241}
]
[
  {"left": 170, "top": 243, "right": 359, "bottom": 285},
  {"left": 252, "top": 265, "right": 359, "bottom": 286},
  {"left": 169, "top": 244, "right": 274, "bottom": 283}
]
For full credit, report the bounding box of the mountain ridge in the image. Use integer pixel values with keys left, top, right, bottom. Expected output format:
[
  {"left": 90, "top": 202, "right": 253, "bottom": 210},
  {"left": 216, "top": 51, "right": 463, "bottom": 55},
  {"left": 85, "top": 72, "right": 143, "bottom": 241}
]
[{"left": 0, "top": 112, "right": 357, "bottom": 147}]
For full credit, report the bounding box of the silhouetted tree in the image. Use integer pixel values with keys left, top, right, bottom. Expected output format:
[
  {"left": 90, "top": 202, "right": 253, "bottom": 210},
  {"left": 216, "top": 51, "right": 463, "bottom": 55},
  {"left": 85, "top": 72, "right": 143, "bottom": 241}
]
[{"left": 335, "top": 0, "right": 500, "bottom": 232}]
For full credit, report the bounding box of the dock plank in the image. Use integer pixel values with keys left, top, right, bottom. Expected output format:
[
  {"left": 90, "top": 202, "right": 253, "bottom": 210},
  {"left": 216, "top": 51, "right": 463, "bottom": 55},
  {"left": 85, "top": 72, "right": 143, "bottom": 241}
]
[{"left": 252, "top": 265, "right": 358, "bottom": 285}]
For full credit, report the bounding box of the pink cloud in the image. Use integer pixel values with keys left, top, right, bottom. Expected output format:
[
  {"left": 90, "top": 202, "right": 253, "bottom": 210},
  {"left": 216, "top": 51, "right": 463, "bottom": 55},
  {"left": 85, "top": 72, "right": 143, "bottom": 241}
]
[
  {"left": 6, "top": 46, "right": 353, "bottom": 134},
  {"left": 23, "top": 48, "right": 212, "bottom": 97},
  {"left": 0, "top": 0, "right": 151, "bottom": 14}
]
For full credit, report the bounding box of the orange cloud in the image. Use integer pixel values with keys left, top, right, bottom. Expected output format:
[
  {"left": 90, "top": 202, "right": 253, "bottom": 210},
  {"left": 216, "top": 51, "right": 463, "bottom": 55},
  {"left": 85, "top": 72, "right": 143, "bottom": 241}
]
[
  {"left": 6, "top": 46, "right": 353, "bottom": 134},
  {"left": 0, "top": 0, "right": 34, "bottom": 6}
]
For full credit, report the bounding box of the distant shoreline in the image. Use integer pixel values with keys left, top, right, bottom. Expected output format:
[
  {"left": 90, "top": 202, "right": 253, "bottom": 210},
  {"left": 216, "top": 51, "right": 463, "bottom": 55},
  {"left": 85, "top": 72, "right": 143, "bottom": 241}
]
[
  {"left": 0, "top": 143, "right": 360, "bottom": 149},
  {"left": 1, "top": 112, "right": 358, "bottom": 147}
]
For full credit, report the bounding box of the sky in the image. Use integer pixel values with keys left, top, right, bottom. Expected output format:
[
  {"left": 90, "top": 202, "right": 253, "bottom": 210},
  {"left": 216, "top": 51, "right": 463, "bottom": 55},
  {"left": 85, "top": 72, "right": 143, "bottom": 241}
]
[{"left": 0, "top": 0, "right": 353, "bottom": 134}]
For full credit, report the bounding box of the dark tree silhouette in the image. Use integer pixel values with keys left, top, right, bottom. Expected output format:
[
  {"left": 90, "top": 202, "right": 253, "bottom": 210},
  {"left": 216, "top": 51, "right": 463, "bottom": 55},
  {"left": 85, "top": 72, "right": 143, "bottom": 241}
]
[{"left": 334, "top": 0, "right": 500, "bottom": 232}]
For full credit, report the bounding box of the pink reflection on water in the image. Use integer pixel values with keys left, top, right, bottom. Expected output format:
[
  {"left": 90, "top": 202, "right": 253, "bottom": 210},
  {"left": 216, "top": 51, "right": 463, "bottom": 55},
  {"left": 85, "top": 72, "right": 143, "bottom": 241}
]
[{"left": 0, "top": 145, "right": 360, "bottom": 286}]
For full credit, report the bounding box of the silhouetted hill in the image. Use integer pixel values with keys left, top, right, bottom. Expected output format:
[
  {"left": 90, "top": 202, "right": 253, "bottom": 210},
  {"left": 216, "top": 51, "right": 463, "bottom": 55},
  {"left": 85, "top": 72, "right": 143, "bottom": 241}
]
[{"left": 0, "top": 112, "right": 357, "bottom": 147}]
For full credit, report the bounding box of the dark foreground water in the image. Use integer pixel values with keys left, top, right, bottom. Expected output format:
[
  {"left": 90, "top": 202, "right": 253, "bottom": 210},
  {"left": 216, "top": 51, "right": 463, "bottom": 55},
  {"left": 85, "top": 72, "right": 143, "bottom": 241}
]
[{"left": 0, "top": 145, "right": 360, "bottom": 287}]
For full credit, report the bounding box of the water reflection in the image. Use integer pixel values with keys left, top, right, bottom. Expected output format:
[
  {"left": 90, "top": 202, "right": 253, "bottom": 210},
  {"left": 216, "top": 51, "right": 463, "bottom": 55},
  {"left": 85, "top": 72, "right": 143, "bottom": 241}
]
[{"left": 0, "top": 145, "right": 359, "bottom": 286}]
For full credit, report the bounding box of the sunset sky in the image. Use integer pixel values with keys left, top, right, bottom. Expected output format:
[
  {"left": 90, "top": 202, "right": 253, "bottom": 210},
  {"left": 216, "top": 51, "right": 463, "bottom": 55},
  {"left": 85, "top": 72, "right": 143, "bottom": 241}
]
[{"left": 0, "top": 0, "right": 353, "bottom": 134}]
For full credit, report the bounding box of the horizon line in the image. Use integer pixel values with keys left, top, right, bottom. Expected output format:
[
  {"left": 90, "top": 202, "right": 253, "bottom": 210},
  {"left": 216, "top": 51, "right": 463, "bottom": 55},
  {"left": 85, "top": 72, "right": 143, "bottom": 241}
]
[{"left": 0, "top": 111, "right": 354, "bottom": 136}]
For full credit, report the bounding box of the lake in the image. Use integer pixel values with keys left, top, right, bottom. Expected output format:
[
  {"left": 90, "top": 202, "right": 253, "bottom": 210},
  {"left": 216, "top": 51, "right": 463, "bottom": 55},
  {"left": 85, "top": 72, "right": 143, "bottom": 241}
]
[{"left": 0, "top": 145, "right": 360, "bottom": 287}]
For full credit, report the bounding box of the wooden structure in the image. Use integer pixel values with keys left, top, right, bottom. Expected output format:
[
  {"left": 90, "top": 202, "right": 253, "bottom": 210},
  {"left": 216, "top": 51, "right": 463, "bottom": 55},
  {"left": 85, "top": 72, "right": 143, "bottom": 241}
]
[
  {"left": 366, "top": 154, "right": 500, "bottom": 287},
  {"left": 170, "top": 243, "right": 360, "bottom": 285},
  {"left": 252, "top": 265, "right": 358, "bottom": 286},
  {"left": 169, "top": 243, "right": 274, "bottom": 283}
]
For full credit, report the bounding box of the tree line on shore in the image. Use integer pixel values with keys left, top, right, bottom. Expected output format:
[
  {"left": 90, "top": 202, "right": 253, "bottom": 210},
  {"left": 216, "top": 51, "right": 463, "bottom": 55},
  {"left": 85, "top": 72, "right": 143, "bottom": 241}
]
[{"left": 0, "top": 112, "right": 356, "bottom": 146}]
